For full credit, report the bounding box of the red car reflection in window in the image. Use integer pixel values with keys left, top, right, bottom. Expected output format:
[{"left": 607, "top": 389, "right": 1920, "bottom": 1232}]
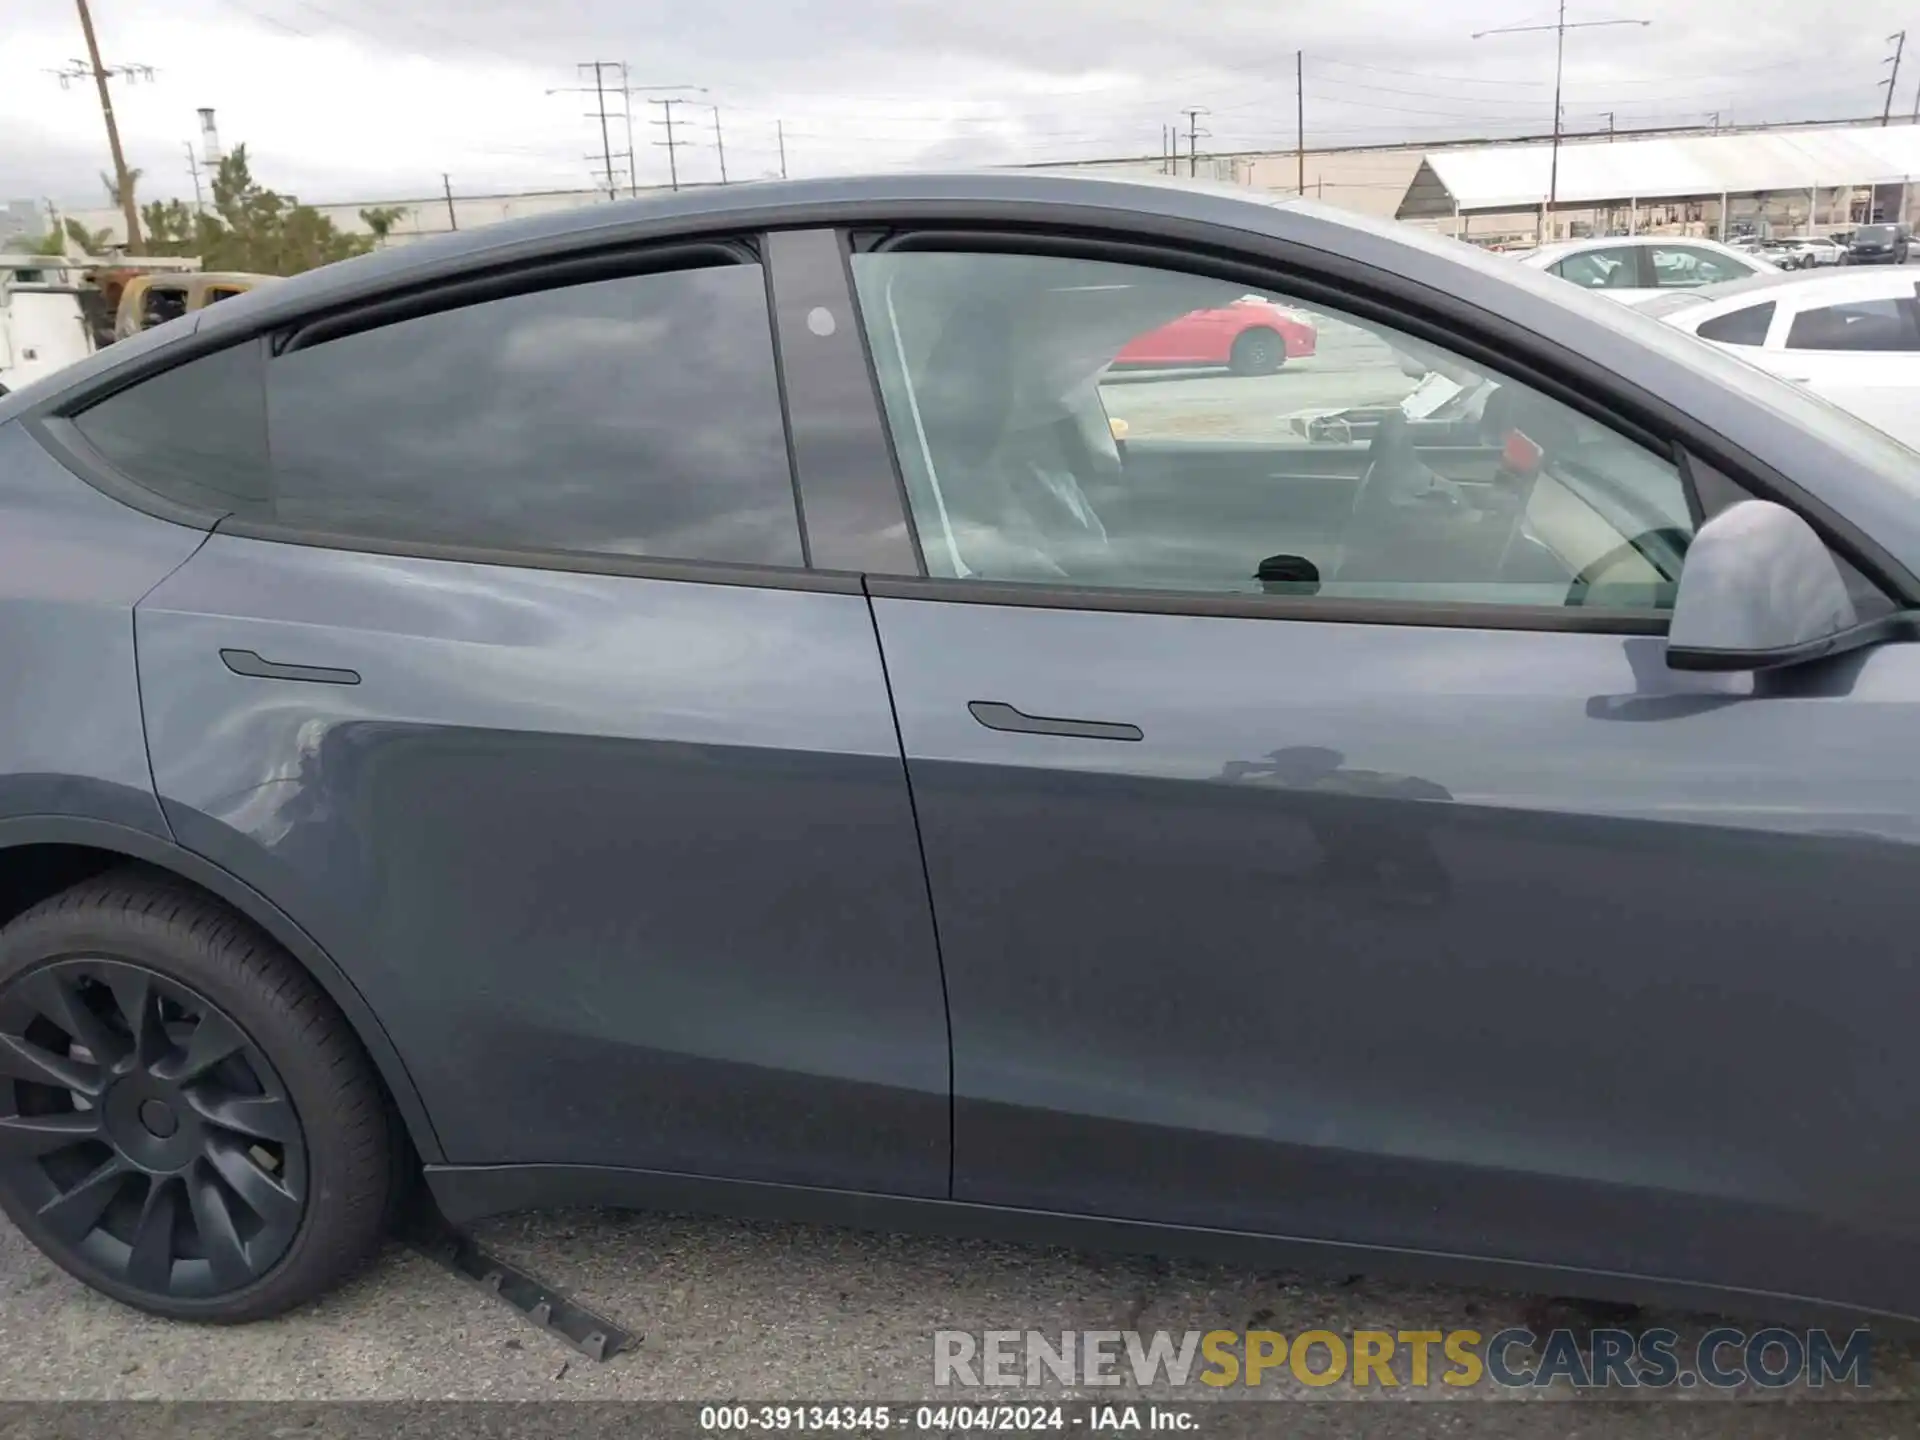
[{"left": 1112, "top": 298, "right": 1319, "bottom": 375}]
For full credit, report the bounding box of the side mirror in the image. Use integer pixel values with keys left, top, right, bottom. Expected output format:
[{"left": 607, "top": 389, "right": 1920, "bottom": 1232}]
[{"left": 1667, "top": 501, "right": 1864, "bottom": 672}]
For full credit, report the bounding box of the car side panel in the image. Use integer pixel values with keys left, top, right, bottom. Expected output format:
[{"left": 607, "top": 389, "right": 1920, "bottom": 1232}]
[
  {"left": 0, "top": 421, "right": 205, "bottom": 834},
  {"left": 136, "top": 534, "right": 952, "bottom": 1193},
  {"left": 876, "top": 595, "right": 1920, "bottom": 1316}
]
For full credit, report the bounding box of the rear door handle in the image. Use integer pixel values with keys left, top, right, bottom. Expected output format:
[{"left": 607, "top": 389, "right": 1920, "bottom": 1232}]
[
  {"left": 967, "top": 700, "right": 1142, "bottom": 742},
  {"left": 220, "top": 649, "right": 361, "bottom": 686}
]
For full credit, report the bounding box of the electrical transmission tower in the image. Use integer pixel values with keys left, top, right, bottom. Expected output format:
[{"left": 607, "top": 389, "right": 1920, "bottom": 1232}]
[
  {"left": 49, "top": 0, "right": 153, "bottom": 249},
  {"left": 1180, "top": 107, "right": 1210, "bottom": 177},
  {"left": 652, "top": 98, "right": 698, "bottom": 191}
]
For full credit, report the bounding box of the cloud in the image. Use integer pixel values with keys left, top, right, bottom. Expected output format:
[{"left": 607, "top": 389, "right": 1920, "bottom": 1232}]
[{"left": 4, "top": 0, "right": 1912, "bottom": 208}]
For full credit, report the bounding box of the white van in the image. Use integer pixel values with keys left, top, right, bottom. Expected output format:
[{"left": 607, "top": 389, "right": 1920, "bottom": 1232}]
[{"left": 0, "top": 257, "right": 97, "bottom": 395}]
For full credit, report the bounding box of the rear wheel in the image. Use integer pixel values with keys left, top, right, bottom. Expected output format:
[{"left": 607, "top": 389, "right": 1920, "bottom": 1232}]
[
  {"left": 1229, "top": 327, "right": 1286, "bottom": 376},
  {"left": 0, "top": 871, "right": 393, "bottom": 1322}
]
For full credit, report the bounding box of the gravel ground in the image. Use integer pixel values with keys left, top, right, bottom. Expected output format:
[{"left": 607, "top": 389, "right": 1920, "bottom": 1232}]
[{"left": 7, "top": 1202, "right": 1920, "bottom": 1438}]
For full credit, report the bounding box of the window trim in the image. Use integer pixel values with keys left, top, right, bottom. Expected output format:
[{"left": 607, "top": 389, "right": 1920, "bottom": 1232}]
[
  {"left": 851, "top": 224, "right": 1915, "bottom": 617},
  {"left": 45, "top": 240, "right": 832, "bottom": 589},
  {"left": 211, "top": 516, "right": 866, "bottom": 594},
  {"left": 864, "top": 575, "right": 1671, "bottom": 633}
]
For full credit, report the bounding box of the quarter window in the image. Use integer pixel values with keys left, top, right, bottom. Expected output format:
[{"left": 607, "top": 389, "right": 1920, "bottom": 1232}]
[
  {"left": 70, "top": 262, "right": 805, "bottom": 568},
  {"left": 1695, "top": 302, "right": 1776, "bottom": 347},
  {"left": 851, "top": 249, "right": 1696, "bottom": 612}
]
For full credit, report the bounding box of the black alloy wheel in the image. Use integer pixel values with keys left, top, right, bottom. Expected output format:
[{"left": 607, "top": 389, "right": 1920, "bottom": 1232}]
[
  {"left": 1230, "top": 328, "right": 1285, "bottom": 376},
  {"left": 0, "top": 959, "right": 307, "bottom": 1300},
  {"left": 0, "top": 871, "right": 394, "bottom": 1321}
]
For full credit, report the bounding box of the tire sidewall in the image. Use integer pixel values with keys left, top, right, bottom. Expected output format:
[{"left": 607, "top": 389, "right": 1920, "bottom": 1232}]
[{"left": 0, "top": 886, "right": 388, "bottom": 1322}]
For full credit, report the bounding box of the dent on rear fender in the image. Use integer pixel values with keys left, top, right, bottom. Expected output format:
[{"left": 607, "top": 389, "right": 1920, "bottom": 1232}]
[{"left": 0, "top": 421, "right": 208, "bottom": 835}]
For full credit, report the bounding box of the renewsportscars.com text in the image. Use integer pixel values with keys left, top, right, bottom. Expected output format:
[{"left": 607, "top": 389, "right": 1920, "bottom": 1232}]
[{"left": 933, "top": 1327, "right": 1874, "bottom": 1390}]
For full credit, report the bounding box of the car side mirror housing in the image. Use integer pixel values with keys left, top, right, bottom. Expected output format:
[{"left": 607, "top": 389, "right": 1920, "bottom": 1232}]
[{"left": 1667, "top": 500, "right": 1863, "bottom": 672}]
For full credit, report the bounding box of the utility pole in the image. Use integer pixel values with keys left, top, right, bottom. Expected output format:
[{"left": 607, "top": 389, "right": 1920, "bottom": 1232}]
[
  {"left": 587, "top": 61, "right": 619, "bottom": 198},
  {"left": 442, "top": 174, "right": 458, "bottom": 231},
  {"left": 53, "top": 0, "right": 152, "bottom": 250},
  {"left": 618, "top": 63, "right": 639, "bottom": 196},
  {"left": 777, "top": 119, "right": 788, "bottom": 179},
  {"left": 1181, "top": 106, "right": 1210, "bottom": 178},
  {"left": 652, "top": 98, "right": 688, "bottom": 190},
  {"left": 1475, "top": 2, "right": 1651, "bottom": 244},
  {"left": 183, "top": 142, "right": 204, "bottom": 213},
  {"left": 1883, "top": 31, "right": 1907, "bottom": 126},
  {"left": 711, "top": 106, "right": 729, "bottom": 183},
  {"left": 1297, "top": 51, "right": 1306, "bottom": 195}
]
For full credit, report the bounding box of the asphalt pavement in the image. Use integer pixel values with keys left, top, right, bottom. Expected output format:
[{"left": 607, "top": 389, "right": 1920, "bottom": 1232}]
[{"left": 7, "top": 1203, "right": 1920, "bottom": 1424}]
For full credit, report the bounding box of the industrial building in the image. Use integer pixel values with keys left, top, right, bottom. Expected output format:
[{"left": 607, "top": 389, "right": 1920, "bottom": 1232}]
[
  {"left": 1396, "top": 121, "right": 1920, "bottom": 246},
  {"left": 19, "top": 116, "right": 1920, "bottom": 255}
]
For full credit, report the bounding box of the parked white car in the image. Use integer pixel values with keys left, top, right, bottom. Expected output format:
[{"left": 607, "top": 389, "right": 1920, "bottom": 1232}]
[
  {"left": 1634, "top": 269, "right": 1920, "bottom": 451},
  {"left": 1779, "top": 235, "right": 1848, "bottom": 268},
  {"left": 1515, "top": 235, "right": 1781, "bottom": 303}
]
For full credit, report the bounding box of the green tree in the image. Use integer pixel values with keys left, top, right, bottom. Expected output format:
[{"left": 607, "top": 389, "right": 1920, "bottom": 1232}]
[
  {"left": 358, "top": 205, "right": 409, "bottom": 246},
  {"left": 62, "top": 218, "right": 115, "bottom": 255},
  {"left": 135, "top": 145, "right": 374, "bottom": 276}
]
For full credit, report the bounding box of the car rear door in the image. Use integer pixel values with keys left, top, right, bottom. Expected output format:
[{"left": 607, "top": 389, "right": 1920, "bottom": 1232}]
[
  {"left": 70, "top": 236, "right": 951, "bottom": 1195},
  {"left": 848, "top": 235, "right": 1920, "bottom": 1315},
  {"left": 1752, "top": 286, "right": 1920, "bottom": 451}
]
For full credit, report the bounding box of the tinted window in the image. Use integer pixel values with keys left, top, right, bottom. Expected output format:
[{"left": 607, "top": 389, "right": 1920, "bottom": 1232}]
[
  {"left": 1786, "top": 297, "right": 1920, "bottom": 352},
  {"left": 853, "top": 250, "right": 1695, "bottom": 612},
  {"left": 1695, "top": 301, "right": 1776, "bottom": 346},
  {"left": 143, "top": 286, "right": 189, "bottom": 326},
  {"left": 71, "top": 339, "right": 271, "bottom": 509},
  {"left": 1550, "top": 248, "right": 1641, "bottom": 289},
  {"left": 1650, "top": 246, "right": 1753, "bottom": 288},
  {"left": 266, "top": 264, "right": 801, "bottom": 565}
]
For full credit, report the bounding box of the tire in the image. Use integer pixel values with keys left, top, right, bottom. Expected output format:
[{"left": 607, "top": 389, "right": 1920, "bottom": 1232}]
[
  {"left": 1229, "top": 327, "right": 1286, "bottom": 376},
  {"left": 0, "top": 869, "right": 393, "bottom": 1322}
]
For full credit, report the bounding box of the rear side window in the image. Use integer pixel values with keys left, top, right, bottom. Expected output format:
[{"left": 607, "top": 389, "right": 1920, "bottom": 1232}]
[
  {"left": 1695, "top": 302, "right": 1775, "bottom": 347},
  {"left": 67, "top": 262, "right": 805, "bottom": 568},
  {"left": 1786, "top": 297, "right": 1920, "bottom": 352}
]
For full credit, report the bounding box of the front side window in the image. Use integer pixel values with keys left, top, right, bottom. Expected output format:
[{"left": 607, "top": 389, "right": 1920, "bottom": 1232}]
[
  {"left": 852, "top": 249, "right": 1696, "bottom": 612},
  {"left": 74, "top": 263, "right": 804, "bottom": 568},
  {"left": 1785, "top": 297, "right": 1920, "bottom": 352},
  {"left": 1650, "top": 246, "right": 1753, "bottom": 288},
  {"left": 1695, "top": 301, "right": 1776, "bottom": 347}
]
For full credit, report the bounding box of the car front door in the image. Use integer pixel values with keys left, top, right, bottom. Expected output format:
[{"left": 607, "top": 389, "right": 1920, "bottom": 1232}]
[
  {"left": 849, "top": 238, "right": 1920, "bottom": 1315},
  {"left": 71, "top": 241, "right": 950, "bottom": 1195}
]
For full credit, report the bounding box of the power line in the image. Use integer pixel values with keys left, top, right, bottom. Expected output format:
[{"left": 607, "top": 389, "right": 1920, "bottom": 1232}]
[{"left": 1473, "top": 0, "right": 1652, "bottom": 242}]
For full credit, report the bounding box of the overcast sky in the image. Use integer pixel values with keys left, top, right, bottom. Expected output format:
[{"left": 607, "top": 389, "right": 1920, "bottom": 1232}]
[{"left": 5, "top": 0, "right": 1916, "bottom": 209}]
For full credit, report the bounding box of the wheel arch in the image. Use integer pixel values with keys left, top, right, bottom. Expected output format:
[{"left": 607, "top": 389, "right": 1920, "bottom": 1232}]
[{"left": 0, "top": 814, "right": 444, "bottom": 1163}]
